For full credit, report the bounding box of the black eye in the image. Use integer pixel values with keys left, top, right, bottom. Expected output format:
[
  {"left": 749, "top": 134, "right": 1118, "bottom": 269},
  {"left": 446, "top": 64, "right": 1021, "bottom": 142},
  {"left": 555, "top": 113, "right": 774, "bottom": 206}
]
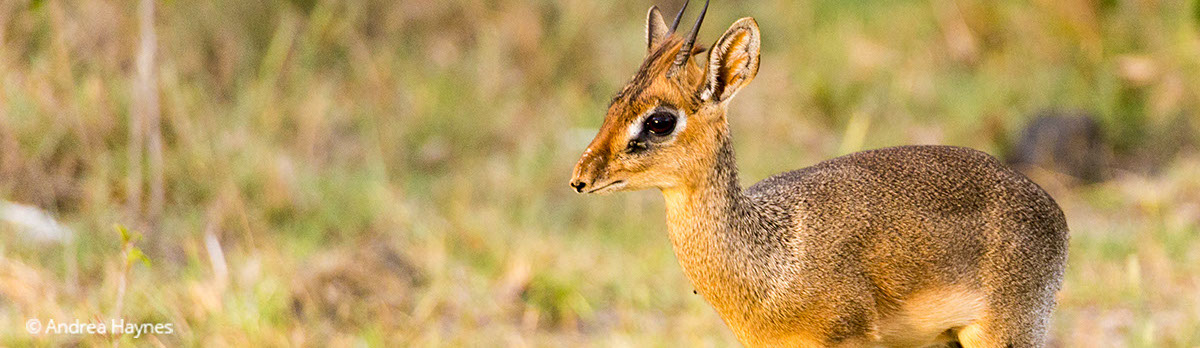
[{"left": 645, "top": 112, "right": 677, "bottom": 136}]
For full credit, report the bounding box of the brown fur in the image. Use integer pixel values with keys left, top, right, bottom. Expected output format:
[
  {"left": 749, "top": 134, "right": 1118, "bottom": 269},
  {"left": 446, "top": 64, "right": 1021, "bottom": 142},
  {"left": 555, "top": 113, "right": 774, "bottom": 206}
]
[{"left": 570, "top": 8, "right": 1068, "bottom": 348}]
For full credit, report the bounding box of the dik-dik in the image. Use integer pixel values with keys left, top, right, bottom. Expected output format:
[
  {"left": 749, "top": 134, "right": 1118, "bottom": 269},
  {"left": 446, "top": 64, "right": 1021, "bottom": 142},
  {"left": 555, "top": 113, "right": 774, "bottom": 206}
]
[{"left": 569, "top": 1, "right": 1069, "bottom": 347}]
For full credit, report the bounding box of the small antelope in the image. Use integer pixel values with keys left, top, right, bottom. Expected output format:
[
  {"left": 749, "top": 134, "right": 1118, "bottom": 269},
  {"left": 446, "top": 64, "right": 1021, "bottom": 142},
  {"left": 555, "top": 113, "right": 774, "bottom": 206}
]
[{"left": 569, "top": 1, "right": 1069, "bottom": 347}]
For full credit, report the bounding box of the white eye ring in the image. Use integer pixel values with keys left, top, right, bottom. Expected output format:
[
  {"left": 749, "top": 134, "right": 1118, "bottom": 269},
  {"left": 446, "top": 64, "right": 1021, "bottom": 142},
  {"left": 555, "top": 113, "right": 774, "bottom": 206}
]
[{"left": 626, "top": 107, "right": 687, "bottom": 142}]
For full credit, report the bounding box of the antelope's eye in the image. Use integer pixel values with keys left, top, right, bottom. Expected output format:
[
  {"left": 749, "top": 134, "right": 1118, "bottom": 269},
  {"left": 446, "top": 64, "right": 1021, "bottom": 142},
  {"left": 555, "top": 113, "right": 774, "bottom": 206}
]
[{"left": 645, "top": 112, "right": 677, "bottom": 136}]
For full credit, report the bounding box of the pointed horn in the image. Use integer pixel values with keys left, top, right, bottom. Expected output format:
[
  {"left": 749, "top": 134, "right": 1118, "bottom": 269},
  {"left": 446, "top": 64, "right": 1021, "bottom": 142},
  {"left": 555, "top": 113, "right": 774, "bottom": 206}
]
[
  {"left": 668, "top": 0, "right": 708, "bottom": 77},
  {"left": 670, "top": 0, "right": 690, "bottom": 32}
]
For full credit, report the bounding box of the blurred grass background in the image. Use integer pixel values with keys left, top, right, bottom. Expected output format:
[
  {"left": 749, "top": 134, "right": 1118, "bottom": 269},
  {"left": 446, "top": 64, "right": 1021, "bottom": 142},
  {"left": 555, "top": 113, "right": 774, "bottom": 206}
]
[{"left": 0, "top": 0, "right": 1199, "bottom": 346}]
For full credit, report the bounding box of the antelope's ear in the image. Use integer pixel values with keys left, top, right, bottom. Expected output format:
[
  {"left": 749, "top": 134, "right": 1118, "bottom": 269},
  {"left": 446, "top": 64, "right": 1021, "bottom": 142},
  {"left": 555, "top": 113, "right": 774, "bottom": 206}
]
[
  {"left": 701, "top": 17, "right": 760, "bottom": 103},
  {"left": 646, "top": 6, "right": 669, "bottom": 53}
]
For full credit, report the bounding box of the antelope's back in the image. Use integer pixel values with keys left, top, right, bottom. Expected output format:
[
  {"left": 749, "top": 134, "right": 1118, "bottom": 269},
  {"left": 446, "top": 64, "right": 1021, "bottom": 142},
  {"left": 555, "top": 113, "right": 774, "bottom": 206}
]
[{"left": 747, "top": 145, "right": 1068, "bottom": 296}]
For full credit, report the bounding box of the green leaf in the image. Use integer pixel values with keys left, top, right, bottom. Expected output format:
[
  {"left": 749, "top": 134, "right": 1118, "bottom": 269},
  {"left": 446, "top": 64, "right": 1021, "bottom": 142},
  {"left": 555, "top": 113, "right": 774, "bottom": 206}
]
[
  {"left": 127, "top": 247, "right": 152, "bottom": 268},
  {"left": 115, "top": 224, "right": 131, "bottom": 244}
]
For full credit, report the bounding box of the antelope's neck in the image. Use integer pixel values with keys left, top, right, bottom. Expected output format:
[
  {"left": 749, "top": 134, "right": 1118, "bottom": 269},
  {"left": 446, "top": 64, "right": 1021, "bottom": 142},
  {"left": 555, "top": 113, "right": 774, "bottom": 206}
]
[{"left": 661, "top": 133, "right": 775, "bottom": 315}]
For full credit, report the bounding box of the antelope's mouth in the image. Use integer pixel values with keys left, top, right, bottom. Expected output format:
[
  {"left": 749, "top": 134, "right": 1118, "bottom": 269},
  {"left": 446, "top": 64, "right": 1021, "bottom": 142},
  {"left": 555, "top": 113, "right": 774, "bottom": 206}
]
[{"left": 586, "top": 180, "right": 626, "bottom": 194}]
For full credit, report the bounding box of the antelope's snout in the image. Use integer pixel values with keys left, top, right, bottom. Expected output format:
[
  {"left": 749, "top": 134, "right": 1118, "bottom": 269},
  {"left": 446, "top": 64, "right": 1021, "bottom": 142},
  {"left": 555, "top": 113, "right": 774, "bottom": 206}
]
[{"left": 570, "top": 143, "right": 609, "bottom": 193}]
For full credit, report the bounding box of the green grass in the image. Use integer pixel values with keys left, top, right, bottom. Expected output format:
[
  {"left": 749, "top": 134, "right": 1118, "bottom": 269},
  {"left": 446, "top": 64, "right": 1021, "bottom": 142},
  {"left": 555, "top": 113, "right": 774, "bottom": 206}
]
[{"left": 1, "top": 0, "right": 1199, "bottom": 346}]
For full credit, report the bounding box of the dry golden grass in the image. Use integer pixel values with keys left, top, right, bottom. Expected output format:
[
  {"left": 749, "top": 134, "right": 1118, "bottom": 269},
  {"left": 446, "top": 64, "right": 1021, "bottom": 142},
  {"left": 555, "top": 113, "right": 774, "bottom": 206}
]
[{"left": 0, "top": 0, "right": 1198, "bottom": 346}]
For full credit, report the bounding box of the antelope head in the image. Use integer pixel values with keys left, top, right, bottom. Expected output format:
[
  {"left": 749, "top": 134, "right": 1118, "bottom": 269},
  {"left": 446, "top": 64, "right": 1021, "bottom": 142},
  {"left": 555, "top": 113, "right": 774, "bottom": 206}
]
[{"left": 570, "top": 0, "right": 761, "bottom": 194}]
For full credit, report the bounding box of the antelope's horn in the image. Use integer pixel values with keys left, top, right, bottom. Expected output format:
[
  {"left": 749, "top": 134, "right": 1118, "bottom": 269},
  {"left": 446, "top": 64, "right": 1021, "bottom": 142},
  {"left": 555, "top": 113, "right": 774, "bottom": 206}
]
[
  {"left": 669, "top": 0, "right": 690, "bottom": 32},
  {"left": 668, "top": 0, "right": 709, "bottom": 77}
]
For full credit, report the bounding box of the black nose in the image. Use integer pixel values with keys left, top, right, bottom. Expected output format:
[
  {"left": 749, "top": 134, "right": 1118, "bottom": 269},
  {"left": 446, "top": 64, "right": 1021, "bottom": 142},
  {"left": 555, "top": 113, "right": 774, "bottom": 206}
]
[{"left": 570, "top": 180, "right": 586, "bottom": 192}]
